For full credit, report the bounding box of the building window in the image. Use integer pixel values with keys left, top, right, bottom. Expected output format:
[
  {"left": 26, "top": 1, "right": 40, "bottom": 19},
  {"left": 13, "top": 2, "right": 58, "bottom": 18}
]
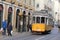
[
  {"left": 2, "top": 0, "right": 5, "bottom": 1},
  {"left": 29, "top": 0, "right": 31, "bottom": 5},
  {"left": 59, "top": 0, "right": 60, "bottom": 2},
  {"left": 17, "top": 0, "right": 20, "bottom": 3},
  {"left": 36, "top": 4, "right": 39, "bottom": 8},
  {"left": 24, "top": 0, "right": 26, "bottom": 4},
  {"left": 33, "top": 0, "right": 35, "bottom": 7}
]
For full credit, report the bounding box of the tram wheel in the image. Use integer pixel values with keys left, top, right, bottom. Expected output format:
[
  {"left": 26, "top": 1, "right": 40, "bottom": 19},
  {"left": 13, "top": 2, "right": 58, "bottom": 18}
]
[
  {"left": 46, "top": 30, "right": 51, "bottom": 34},
  {"left": 42, "top": 30, "right": 51, "bottom": 34}
]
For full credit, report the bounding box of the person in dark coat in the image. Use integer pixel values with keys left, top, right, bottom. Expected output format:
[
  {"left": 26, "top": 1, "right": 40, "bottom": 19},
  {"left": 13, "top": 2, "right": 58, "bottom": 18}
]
[
  {"left": 27, "top": 24, "right": 32, "bottom": 32},
  {"left": 7, "top": 22, "right": 12, "bottom": 36}
]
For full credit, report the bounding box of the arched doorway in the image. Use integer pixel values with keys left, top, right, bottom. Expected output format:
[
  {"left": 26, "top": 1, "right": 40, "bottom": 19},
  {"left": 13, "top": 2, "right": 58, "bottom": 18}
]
[
  {"left": 27, "top": 12, "right": 31, "bottom": 31},
  {"left": 8, "top": 7, "right": 13, "bottom": 24},
  {"left": 23, "top": 11, "right": 26, "bottom": 32},
  {"left": 16, "top": 9, "right": 21, "bottom": 32},
  {"left": 0, "top": 4, "right": 3, "bottom": 28}
]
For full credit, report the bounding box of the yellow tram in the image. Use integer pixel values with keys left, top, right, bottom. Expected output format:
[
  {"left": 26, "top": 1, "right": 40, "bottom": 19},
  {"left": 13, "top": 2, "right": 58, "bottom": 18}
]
[{"left": 31, "top": 10, "right": 54, "bottom": 33}]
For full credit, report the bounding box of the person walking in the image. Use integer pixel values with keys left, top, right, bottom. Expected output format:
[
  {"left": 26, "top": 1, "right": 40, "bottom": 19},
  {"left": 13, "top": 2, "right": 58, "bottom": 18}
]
[
  {"left": 2, "top": 20, "right": 7, "bottom": 35},
  {"left": 27, "top": 24, "right": 32, "bottom": 32},
  {"left": 7, "top": 22, "right": 12, "bottom": 36}
]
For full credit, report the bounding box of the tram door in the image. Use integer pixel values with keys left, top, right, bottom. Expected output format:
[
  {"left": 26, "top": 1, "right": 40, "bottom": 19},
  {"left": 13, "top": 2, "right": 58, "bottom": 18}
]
[{"left": 0, "top": 4, "right": 3, "bottom": 28}]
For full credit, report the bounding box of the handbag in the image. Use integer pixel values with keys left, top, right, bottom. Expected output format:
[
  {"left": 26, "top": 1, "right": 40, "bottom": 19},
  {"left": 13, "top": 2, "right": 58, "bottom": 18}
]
[
  {"left": 0, "top": 28, "right": 4, "bottom": 32},
  {"left": 11, "top": 30, "right": 13, "bottom": 34}
]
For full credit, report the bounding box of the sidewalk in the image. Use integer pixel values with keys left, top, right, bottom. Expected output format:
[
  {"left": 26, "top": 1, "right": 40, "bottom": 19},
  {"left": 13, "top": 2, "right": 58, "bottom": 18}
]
[{"left": 0, "top": 31, "right": 31, "bottom": 40}]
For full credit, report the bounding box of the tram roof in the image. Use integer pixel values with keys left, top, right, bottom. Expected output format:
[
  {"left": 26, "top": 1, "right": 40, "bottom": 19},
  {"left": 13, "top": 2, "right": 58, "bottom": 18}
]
[{"left": 32, "top": 11, "right": 53, "bottom": 19}]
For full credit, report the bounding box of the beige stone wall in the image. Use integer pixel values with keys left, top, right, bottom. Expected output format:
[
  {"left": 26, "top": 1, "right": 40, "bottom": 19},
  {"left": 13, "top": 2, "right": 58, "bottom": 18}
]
[
  {"left": 12, "top": 6, "right": 16, "bottom": 31},
  {"left": 5, "top": 0, "right": 11, "bottom": 3},
  {"left": 0, "top": 0, "right": 35, "bottom": 32},
  {"left": 4, "top": 4, "right": 8, "bottom": 20}
]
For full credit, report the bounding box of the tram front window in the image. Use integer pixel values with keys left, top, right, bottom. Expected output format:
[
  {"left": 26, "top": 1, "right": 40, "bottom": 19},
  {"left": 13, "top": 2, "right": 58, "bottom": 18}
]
[
  {"left": 36, "top": 17, "right": 40, "bottom": 23},
  {"left": 41, "top": 17, "right": 45, "bottom": 23}
]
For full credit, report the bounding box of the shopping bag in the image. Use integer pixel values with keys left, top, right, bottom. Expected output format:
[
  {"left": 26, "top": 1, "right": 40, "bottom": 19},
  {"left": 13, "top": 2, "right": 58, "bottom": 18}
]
[
  {"left": 11, "top": 30, "right": 13, "bottom": 34},
  {"left": 0, "top": 28, "right": 4, "bottom": 32}
]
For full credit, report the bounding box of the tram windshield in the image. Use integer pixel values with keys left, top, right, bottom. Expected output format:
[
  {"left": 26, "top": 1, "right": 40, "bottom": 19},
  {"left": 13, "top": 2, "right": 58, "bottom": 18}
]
[
  {"left": 41, "top": 17, "right": 45, "bottom": 23},
  {"left": 36, "top": 17, "right": 40, "bottom": 23}
]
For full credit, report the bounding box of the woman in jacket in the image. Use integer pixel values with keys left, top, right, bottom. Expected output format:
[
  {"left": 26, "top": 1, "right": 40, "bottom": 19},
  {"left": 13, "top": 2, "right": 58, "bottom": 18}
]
[{"left": 7, "top": 22, "right": 12, "bottom": 36}]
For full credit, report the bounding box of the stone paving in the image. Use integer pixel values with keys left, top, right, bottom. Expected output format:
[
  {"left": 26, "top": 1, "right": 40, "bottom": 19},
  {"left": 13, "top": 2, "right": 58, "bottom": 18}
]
[{"left": 0, "top": 27, "right": 60, "bottom": 40}]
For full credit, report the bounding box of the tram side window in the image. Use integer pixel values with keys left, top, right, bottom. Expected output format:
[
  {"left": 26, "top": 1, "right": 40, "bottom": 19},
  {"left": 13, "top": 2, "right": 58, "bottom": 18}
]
[
  {"left": 33, "top": 17, "right": 35, "bottom": 23},
  {"left": 41, "top": 17, "right": 45, "bottom": 23},
  {"left": 36, "top": 17, "right": 40, "bottom": 23}
]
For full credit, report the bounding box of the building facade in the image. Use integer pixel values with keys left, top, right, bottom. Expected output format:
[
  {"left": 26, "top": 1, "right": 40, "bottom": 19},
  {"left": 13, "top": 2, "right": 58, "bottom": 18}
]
[
  {"left": 0, "top": 0, "right": 35, "bottom": 32},
  {"left": 35, "top": 0, "right": 45, "bottom": 11}
]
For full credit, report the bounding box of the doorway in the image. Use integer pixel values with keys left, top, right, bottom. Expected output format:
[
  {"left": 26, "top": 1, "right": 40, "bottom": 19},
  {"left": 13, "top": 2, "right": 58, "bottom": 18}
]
[
  {"left": 8, "top": 7, "right": 13, "bottom": 24},
  {"left": 0, "top": 4, "right": 3, "bottom": 28}
]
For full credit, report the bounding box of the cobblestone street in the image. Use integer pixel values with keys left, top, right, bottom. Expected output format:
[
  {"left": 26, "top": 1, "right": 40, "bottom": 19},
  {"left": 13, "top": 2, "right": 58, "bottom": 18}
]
[{"left": 0, "top": 26, "right": 60, "bottom": 40}]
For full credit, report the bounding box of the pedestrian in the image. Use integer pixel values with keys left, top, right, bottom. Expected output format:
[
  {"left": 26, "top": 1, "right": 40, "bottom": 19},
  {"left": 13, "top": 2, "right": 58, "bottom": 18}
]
[
  {"left": 27, "top": 24, "right": 32, "bottom": 32},
  {"left": 2, "top": 20, "right": 7, "bottom": 35},
  {"left": 7, "top": 22, "right": 12, "bottom": 36},
  {"left": 29, "top": 24, "right": 32, "bottom": 32}
]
